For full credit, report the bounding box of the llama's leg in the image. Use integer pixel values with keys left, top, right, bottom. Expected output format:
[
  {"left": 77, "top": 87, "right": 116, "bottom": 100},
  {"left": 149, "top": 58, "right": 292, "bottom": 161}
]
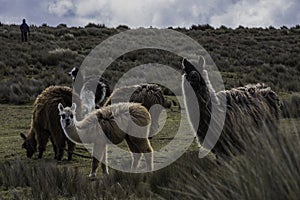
[
  {"left": 148, "top": 106, "right": 161, "bottom": 139},
  {"left": 129, "top": 143, "right": 142, "bottom": 172},
  {"left": 55, "top": 137, "right": 66, "bottom": 161},
  {"left": 132, "top": 153, "right": 142, "bottom": 172},
  {"left": 101, "top": 145, "right": 109, "bottom": 175},
  {"left": 127, "top": 136, "right": 153, "bottom": 172},
  {"left": 37, "top": 132, "right": 50, "bottom": 159},
  {"left": 125, "top": 135, "right": 143, "bottom": 172},
  {"left": 89, "top": 143, "right": 106, "bottom": 177},
  {"left": 90, "top": 157, "right": 99, "bottom": 177},
  {"left": 50, "top": 137, "right": 57, "bottom": 159},
  {"left": 138, "top": 141, "right": 153, "bottom": 172},
  {"left": 148, "top": 119, "right": 159, "bottom": 139},
  {"left": 144, "top": 149, "right": 153, "bottom": 172},
  {"left": 66, "top": 139, "right": 75, "bottom": 161}
]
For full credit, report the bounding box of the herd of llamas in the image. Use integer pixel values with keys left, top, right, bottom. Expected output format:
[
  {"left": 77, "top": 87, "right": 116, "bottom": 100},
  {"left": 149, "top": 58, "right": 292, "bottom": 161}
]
[{"left": 20, "top": 56, "right": 281, "bottom": 177}]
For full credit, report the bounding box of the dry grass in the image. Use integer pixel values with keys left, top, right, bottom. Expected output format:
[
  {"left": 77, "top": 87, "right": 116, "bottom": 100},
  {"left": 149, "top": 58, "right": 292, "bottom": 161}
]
[{"left": 0, "top": 103, "right": 299, "bottom": 199}]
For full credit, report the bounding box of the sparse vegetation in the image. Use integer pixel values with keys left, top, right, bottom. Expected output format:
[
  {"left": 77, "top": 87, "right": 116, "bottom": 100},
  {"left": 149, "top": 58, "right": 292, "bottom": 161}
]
[
  {"left": 1, "top": 24, "right": 300, "bottom": 104},
  {"left": 0, "top": 116, "right": 299, "bottom": 199},
  {"left": 0, "top": 24, "right": 299, "bottom": 199}
]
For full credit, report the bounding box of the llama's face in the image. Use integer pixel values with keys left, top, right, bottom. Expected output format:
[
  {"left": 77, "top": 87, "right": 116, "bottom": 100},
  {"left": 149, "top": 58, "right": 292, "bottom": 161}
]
[
  {"left": 182, "top": 58, "right": 204, "bottom": 87},
  {"left": 58, "top": 103, "right": 76, "bottom": 128},
  {"left": 68, "top": 67, "right": 78, "bottom": 81},
  {"left": 20, "top": 133, "right": 37, "bottom": 158}
]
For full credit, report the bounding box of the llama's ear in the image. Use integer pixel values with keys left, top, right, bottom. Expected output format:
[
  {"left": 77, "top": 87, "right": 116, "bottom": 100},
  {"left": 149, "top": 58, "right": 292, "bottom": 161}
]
[
  {"left": 71, "top": 103, "right": 77, "bottom": 112},
  {"left": 182, "top": 58, "right": 194, "bottom": 73},
  {"left": 197, "top": 55, "right": 205, "bottom": 70},
  {"left": 182, "top": 58, "right": 189, "bottom": 68},
  {"left": 58, "top": 103, "right": 64, "bottom": 113},
  {"left": 20, "top": 133, "right": 26, "bottom": 140}
]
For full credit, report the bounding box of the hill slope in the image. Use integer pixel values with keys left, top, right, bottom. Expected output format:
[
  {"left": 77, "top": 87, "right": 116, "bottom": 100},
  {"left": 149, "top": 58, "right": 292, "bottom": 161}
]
[{"left": 1, "top": 24, "right": 300, "bottom": 104}]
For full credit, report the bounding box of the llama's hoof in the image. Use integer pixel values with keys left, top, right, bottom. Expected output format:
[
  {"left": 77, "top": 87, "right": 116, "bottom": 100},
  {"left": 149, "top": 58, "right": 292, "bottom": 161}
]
[{"left": 89, "top": 173, "right": 96, "bottom": 178}]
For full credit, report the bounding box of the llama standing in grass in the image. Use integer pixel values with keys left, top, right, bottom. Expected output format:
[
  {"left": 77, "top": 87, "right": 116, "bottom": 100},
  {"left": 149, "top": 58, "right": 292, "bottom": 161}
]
[
  {"left": 20, "top": 85, "right": 82, "bottom": 160},
  {"left": 58, "top": 102, "right": 153, "bottom": 177},
  {"left": 182, "top": 56, "right": 281, "bottom": 158},
  {"left": 103, "top": 84, "right": 166, "bottom": 138}
]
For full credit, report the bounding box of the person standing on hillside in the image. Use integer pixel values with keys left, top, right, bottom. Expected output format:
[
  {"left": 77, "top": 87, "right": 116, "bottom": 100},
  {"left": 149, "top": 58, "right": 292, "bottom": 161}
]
[{"left": 20, "top": 19, "right": 30, "bottom": 42}]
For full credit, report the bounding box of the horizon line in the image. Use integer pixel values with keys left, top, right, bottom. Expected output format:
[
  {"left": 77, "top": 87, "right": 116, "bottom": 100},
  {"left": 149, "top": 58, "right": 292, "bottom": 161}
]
[{"left": 1, "top": 22, "right": 300, "bottom": 30}]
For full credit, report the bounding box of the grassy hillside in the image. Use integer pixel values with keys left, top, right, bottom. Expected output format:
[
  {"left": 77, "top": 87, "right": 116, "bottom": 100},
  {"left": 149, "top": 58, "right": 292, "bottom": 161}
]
[
  {"left": 1, "top": 24, "right": 300, "bottom": 104},
  {"left": 0, "top": 23, "right": 300, "bottom": 199}
]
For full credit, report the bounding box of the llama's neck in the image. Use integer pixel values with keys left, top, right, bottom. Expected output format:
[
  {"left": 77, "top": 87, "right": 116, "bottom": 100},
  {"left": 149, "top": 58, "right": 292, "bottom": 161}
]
[
  {"left": 195, "top": 78, "right": 213, "bottom": 141},
  {"left": 63, "top": 124, "right": 83, "bottom": 144},
  {"left": 182, "top": 75, "right": 212, "bottom": 140},
  {"left": 195, "top": 82, "right": 212, "bottom": 123},
  {"left": 62, "top": 117, "right": 102, "bottom": 145},
  {"left": 182, "top": 75, "right": 212, "bottom": 108},
  {"left": 26, "top": 127, "right": 37, "bottom": 145}
]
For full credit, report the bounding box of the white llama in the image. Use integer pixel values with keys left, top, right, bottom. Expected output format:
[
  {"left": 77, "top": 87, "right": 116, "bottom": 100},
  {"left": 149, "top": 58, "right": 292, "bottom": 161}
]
[{"left": 58, "top": 102, "right": 153, "bottom": 177}]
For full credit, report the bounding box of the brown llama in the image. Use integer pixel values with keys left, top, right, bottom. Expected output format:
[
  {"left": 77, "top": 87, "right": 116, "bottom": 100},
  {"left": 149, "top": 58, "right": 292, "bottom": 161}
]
[
  {"left": 103, "top": 84, "right": 166, "bottom": 138},
  {"left": 181, "top": 56, "right": 281, "bottom": 158},
  {"left": 58, "top": 102, "right": 153, "bottom": 177},
  {"left": 69, "top": 67, "right": 166, "bottom": 138},
  {"left": 20, "top": 85, "right": 82, "bottom": 160}
]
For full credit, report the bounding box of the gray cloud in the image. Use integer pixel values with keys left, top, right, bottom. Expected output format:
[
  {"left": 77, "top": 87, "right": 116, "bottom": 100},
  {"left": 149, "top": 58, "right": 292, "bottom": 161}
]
[
  {"left": 209, "top": 0, "right": 299, "bottom": 27},
  {"left": 48, "top": 0, "right": 76, "bottom": 17},
  {"left": 0, "top": 0, "right": 299, "bottom": 27}
]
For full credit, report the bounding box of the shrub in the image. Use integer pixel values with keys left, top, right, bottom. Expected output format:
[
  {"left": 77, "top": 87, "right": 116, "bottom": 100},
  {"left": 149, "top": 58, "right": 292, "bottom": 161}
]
[
  {"left": 60, "top": 33, "right": 75, "bottom": 40},
  {"left": 56, "top": 24, "right": 67, "bottom": 28},
  {"left": 219, "top": 25, "right": 228, "bottom": 30},
  {"left": 85, "top": 23, "right": 106, "bottom": 28},
  {"left": 116, "top": 25, "right": 130, "bottom": 30},
  {"left": 0, "top": 78, "right": 43, "bottom": 104},
  {"left": 190, "top": 24, "right": 214, "bottom": 31},
  {"left": 39, "top": 48, "right": 78, "bottom": 66},
  {"left": 274, "top": 64, "right": 287, "bottom": 73}
]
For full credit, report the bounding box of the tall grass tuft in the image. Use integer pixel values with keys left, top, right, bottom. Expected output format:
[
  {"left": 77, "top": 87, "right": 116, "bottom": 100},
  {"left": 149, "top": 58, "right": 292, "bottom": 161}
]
[
  {"left": 157, "top": 117, "right": 300, "bottom": 199},
  {"left": 0, "top": 122, "right": 299, "bottom": 199},
  {"left": 1, "top": 104, "right": 299, "bottom": 199},
  {"left": 0, "top": 159, "right": 132, "bottom": 199}
]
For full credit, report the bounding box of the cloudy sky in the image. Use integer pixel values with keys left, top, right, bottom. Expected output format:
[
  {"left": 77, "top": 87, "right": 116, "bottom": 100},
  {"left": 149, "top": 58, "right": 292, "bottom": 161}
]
[{"left": 0, "top": 0, "right": 299, "bottom": 28}]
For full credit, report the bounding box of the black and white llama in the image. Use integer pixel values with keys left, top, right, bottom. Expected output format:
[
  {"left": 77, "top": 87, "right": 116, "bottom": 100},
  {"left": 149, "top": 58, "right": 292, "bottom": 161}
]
[
  {"left": 69, "top": 67, "right": 111, "bottom": 114},
  {"left": 182, "top": 56, "right": 281, "bottom": 158}
]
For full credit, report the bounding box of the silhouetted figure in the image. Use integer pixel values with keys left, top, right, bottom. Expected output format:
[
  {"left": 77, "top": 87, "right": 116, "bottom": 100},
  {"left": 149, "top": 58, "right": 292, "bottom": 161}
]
[{"left": 20, "top": 19, "right": 30, "bottom": 42}]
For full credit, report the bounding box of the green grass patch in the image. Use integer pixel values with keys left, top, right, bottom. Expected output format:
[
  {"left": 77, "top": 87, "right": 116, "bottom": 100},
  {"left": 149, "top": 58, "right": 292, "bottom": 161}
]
[{"left": 0, "top": 104, "right": 299, "bottom": 199}]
